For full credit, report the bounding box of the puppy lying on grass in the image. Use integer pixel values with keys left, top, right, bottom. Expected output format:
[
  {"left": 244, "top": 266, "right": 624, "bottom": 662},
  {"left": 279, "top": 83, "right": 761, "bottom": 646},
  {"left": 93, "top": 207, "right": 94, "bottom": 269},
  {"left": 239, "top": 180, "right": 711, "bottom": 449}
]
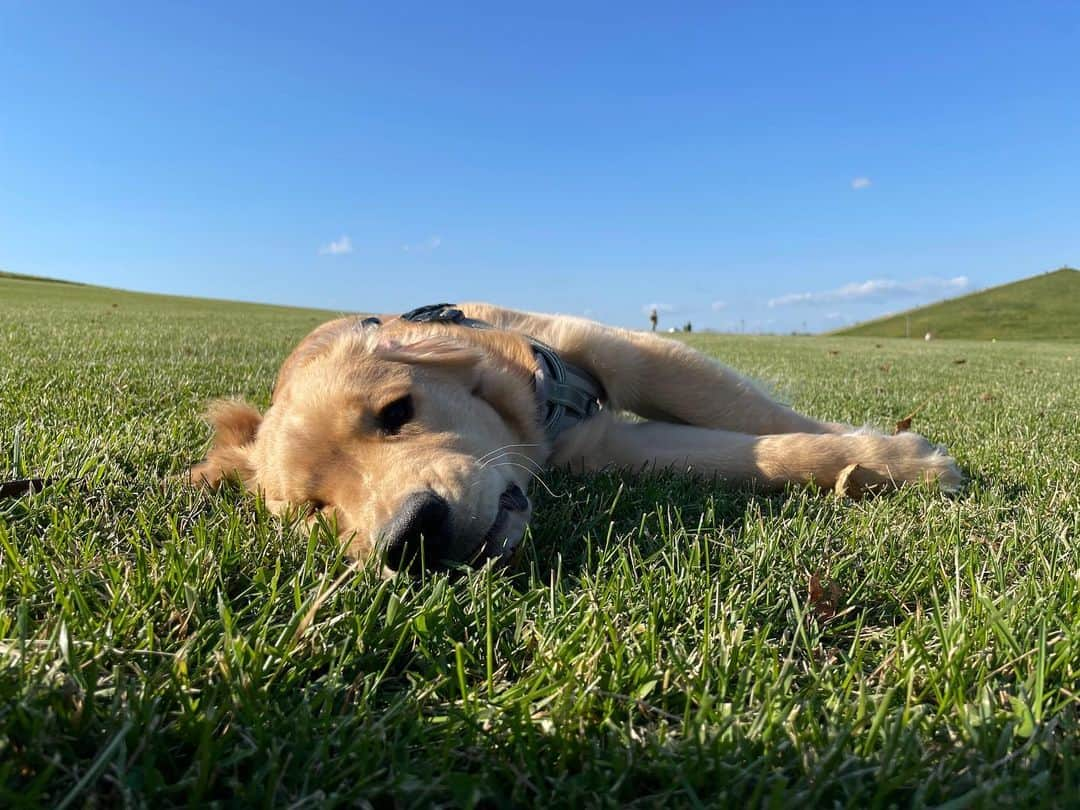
[{"left": 190, "top": 303, "right": 962, "bottom": 573}]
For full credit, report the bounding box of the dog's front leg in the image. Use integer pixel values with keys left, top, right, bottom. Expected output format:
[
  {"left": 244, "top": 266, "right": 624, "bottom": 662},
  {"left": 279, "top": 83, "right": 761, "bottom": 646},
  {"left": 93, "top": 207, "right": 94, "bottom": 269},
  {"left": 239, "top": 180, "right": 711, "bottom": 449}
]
[
  {"left": 462, "top": 305, "right": 847, "bottom": 435},
  {"left": 596, "top": 331, "right": 853, "bottom": 435},
  {"left": 552, "top": 415, "right": 962, "bottom": 493}
]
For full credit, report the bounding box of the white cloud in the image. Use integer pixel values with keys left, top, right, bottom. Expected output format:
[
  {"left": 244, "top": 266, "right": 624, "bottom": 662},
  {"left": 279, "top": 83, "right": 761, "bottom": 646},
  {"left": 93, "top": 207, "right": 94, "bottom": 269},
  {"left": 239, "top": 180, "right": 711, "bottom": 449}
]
[
  {"left": 319, "top": 235, "right": 353, "bottom": 256},
  {"left": 851, "top": 177, "right": 872, "bottom": 190},
  {"left": 710, "top": 300, "right": 728, "bottom": 311},
  {"left": 769, "top": 276, "right": 969, "bottom": 308},
  {"left": 768, "top": 291, "right": 815, "bottom": 307},
  {"left": 402, "top": 235, "right": 442, "bottom": 253}
]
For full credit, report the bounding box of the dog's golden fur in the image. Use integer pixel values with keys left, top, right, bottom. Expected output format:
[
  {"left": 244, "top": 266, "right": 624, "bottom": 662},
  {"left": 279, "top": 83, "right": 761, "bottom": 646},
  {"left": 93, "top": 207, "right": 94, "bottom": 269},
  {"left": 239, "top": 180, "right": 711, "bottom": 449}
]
[{"left": 191, "top": 303, "right": 962, "bottom": 570}]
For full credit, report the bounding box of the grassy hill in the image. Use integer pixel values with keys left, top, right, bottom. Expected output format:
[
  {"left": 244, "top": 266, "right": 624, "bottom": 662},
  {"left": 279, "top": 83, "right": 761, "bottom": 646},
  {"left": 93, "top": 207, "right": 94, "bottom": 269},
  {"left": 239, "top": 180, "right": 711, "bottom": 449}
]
[
  {"left": 0, "top": 268, "right": 85, "bottom": 285},
  {"left": 2, "top": 274, "right": 1080, "bottom": 805},
  {"left": 833, "top": 267, "right": 1079, "bottom": 340},
  {"left": 0, "top": 270, "right": 333, "bottom": 318}
]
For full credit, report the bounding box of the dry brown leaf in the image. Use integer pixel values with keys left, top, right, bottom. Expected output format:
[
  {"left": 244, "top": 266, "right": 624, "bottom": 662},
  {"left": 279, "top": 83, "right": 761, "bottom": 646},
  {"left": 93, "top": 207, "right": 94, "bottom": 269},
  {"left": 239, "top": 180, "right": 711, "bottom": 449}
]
[
  {"left": 879, "top": 363, "right": 892, "bottom": 372},
  {"left": 893, "top": 397, "right": 931, "bottom": 434},
  {"left": 835, "top": 463, "right": 893, "bottom": 499},
  {"left": 953, "top": 358, "right": 967, "bottom": 365},
  {"left": 808, "top": 573, "right": 842, "bottom": 621},
  {"left": 979, "top": 392, "right": 994, "bottom": 402},
  {"left": 827, "top": 350, "right": 840, "bottom": 356},
  {"left": 834, "top": 463, "right": 861, "bottom": 497}
]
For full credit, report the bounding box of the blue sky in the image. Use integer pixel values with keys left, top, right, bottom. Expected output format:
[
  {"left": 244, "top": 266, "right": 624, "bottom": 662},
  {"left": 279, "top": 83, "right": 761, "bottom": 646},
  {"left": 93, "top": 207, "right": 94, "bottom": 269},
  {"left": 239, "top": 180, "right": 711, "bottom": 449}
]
[{"left": 2, "top": 2, "right": 1077, "bottom": 332}]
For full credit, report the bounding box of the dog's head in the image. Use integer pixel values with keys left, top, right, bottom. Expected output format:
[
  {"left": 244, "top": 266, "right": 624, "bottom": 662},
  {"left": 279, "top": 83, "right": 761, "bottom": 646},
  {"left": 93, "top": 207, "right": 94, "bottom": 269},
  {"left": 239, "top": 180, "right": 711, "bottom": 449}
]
[{"left": 189, "top": 317, "right": 547, "bottom": 573}]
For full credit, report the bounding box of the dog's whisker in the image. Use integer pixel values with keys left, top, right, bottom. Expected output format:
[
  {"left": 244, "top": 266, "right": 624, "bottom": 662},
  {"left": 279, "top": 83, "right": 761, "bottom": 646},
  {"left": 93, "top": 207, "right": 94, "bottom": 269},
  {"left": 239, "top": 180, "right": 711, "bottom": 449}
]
[
  {"left": 468, "top": 451, "right": 545, "bottom": 492},
  {"left": 477, "top": 444, "right": 517, "bottom": 465},
  {"left": 492, "top": 462, "right": 557, "bottom": 494},
  {"left": 476, "top": 442, "right": 543, "bottom": 465},
  {"left": 478, "top": 452, "right": 549, "bottom": 489},
  {"left": 479, "top": 450, "right": 545, "bottom": 474},
  {"left": 483, "top": 461, "right": 558, "bottom": 498}
]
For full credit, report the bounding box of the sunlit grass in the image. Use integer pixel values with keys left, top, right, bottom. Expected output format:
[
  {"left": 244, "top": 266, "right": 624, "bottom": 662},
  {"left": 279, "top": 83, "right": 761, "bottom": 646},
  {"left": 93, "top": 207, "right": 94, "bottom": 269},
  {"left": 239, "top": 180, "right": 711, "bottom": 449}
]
[{"left": 2, "top": 275, "right": 1078, "bottom": 806}]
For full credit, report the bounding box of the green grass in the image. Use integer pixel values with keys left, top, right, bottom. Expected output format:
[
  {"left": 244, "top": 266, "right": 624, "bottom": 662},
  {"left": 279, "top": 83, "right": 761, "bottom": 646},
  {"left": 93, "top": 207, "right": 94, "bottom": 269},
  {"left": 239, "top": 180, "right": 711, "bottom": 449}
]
[
  {"left": 833, "top": 267, "right": 1080, "bottom": 341},
  {"left": 2, "top": 275, "right": 1079, "bottom": 807}
]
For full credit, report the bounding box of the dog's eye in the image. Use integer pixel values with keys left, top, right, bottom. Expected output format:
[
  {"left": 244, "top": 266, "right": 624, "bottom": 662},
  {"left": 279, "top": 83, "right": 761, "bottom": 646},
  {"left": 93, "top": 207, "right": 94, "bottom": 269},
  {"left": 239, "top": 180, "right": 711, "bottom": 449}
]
[{"left": 377, "top": 395, "right": 414, "bottom": 435}]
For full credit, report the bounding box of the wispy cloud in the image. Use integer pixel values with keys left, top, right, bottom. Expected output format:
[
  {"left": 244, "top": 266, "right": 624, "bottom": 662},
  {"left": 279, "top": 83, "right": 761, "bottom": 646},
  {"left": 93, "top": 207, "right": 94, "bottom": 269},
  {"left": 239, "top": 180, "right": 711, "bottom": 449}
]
[
  {"left": 318, "top": 235, "right": 353, "bottom": 256},
  {"left": 402, "top": 235, "right": 442, "bottom": 253},
  {"left": 768, "top": 276, "right": 970, "bottom": 308},
  {"left": 851, "top": 176, "right": 872, "bottom": 190},
  {"left": 710, "top": 300, "right": 728, "bottom": 312}
]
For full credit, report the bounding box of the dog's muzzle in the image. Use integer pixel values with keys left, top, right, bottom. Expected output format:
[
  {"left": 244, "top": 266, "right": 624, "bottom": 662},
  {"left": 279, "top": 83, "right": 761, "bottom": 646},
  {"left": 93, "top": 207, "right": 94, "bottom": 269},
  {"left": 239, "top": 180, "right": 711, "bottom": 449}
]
[
  {"left": 380, "top": 483, "right": 531, "bottom": 573},
  {"left": 477, "top": 482, "right": 532, "bottom": 566}
]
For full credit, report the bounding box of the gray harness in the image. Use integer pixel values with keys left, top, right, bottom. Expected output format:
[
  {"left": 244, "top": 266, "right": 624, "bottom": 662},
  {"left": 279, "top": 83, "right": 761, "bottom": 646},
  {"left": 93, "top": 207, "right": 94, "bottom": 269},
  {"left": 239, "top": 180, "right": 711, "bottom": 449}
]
[{"left": 366, "top": 303, "right": 604, "bottom": 442}]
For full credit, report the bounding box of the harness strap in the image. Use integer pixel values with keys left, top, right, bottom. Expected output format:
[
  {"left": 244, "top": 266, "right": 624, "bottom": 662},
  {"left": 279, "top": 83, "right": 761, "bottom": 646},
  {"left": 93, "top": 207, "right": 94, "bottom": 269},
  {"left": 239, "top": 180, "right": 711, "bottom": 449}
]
[
  {"left": 399, "top": 302, "right": 491, "bottom": 331},
  {"left": 395, "top": 303, "right": 604, "bottom": 442},
  {"left": 531, "top": 341, "right": 601, "bottom": 438}
]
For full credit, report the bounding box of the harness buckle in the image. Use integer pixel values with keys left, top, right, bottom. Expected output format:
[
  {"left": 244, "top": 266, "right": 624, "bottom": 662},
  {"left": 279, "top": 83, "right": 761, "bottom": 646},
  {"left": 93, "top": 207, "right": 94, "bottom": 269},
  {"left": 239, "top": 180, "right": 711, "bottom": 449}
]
[{"left": 400, "top": 303, "right": 465, "bottom": 324}]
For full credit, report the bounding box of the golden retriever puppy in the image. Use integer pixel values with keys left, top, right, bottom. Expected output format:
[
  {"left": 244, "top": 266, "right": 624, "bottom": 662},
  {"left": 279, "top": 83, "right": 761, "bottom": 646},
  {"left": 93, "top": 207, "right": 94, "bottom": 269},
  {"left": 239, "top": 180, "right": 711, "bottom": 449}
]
[{"left": 190, "top": 303, "right": 962, "bottom": 572}]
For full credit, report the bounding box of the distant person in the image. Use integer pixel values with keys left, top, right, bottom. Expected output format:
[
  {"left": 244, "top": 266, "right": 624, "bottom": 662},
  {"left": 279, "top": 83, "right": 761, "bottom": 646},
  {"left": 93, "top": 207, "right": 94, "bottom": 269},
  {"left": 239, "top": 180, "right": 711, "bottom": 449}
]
[
  {"left": 649, "top": 308, "right": 658, "bottom": 331},
  {"left": 683, "top": 321, "right": 693, "bottom": 333}
]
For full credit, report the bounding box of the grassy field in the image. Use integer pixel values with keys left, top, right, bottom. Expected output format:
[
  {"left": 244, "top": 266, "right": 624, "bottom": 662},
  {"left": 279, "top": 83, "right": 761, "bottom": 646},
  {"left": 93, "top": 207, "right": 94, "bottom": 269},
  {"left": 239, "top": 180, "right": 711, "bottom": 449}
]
[
  {"left": 833, "top": 267, "right": 1079, "bottom": 341},
  {"left": 2, "top": 274, "right": 1079, "bottom": 807}
]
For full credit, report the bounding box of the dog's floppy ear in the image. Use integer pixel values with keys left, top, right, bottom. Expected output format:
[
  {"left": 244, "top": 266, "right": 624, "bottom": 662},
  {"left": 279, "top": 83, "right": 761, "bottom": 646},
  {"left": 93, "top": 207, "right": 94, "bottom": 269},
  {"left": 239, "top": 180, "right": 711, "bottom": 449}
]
[
  {"left": 188, "top": 399, "right": 262, "bottom": 488},
  {"left": 374, "top": 335, "right": 485, "bottom": 368}
]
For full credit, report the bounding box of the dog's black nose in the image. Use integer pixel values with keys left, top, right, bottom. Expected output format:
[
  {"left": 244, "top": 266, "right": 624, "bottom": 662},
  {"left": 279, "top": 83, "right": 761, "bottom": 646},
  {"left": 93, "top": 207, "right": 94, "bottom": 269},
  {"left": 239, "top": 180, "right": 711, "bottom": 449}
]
[{"left": 381, "top": 490, "right": 451, "bottom": 572}]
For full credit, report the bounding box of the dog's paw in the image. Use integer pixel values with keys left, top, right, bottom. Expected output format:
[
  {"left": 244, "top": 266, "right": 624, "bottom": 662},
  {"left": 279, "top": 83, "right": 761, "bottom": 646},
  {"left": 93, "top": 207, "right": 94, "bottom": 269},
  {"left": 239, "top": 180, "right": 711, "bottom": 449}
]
[
  {"left": 837, "top": 431, "right": 964, "bottom": 497},
  {"left": 923, "top": 448, "right": 965, "bottom": 494}
]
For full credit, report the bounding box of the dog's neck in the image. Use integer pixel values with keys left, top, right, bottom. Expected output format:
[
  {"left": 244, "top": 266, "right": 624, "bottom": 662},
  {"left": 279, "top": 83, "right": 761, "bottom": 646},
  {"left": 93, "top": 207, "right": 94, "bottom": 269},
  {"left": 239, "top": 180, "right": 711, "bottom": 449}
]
[
  {"left": 392, "top": 303, "right": 605, "bottom": 441},
  {"left": 530, "top": 339, "right": 603, "bottom": 442}
]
